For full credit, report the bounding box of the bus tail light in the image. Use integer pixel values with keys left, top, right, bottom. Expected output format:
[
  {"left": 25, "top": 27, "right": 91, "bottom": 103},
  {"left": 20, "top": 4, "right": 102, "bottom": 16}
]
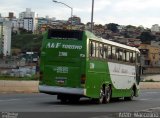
[
  {"left": 39, "top": 71, "right": 43, "bottom": 81},
  {"left": 81, "top": 74, "right": 86, "bottom": 84}
]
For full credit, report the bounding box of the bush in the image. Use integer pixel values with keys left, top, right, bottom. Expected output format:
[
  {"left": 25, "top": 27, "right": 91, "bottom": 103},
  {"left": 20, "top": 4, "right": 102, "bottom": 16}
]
[{"left": 144, "top": 79, "right": 155, "bottom": 82}]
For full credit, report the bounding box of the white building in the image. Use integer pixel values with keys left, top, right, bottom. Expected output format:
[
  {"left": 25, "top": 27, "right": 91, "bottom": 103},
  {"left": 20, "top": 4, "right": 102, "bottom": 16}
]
[
  {"left": 0, "top": 18, "right": 12, "bottom": 56},
  {"left": 19, "top": 8, "right": 36, "bottom": 32},
  {"left": 151, "top": 24, "right": 160, "bottom": 32},
  {"left": 19, "top": 8, "right": 35, "bottom": 20},
  {"left": 23, "top": 18, "right": 33, "bottom": 31}
]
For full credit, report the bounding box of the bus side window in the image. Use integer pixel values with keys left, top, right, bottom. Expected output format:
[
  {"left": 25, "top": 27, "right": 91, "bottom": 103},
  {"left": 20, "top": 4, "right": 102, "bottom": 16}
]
[
  {"left": 130, "top": 52, "right": 133, "bottom": 63},
  {"left": 91, "top": 41, "right": 96, "bottom": 57},
  {"left": 99, "top": 43, "right": 104, "bottom": 58},
  {"left": 112, "top": 46, "right": 116, "bottom": 59},
  {"left": 104, "top": 44, "right": 108, "bottom": 59},
  {"left": 108, "top": 46, "right": 112, "bottom": 59},
  {"left": 122, "top": 50, "right": 126, "bottom": 62},
  {"left": 126, "top": 51, "right": 130, "bottom": 62},
  {"left": 89, "top": 41, "right": 93, "bottom": 57},
  {"left": 115, "top": 47, "right": 119, "bottom": 60},
  {"left": 95, "top": 42, "right": 99, "bottom": 58},
  {"left": 119, "top": 48, "right": 123, "bottom": 61},
  {"left": 133, "top": 52, "right": 136, "bottom": 63}
]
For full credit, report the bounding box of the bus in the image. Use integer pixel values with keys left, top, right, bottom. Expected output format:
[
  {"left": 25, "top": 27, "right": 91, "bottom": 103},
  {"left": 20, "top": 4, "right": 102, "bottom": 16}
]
[{"left": 39, "top": 29, "right": 141, "bottom": 104}]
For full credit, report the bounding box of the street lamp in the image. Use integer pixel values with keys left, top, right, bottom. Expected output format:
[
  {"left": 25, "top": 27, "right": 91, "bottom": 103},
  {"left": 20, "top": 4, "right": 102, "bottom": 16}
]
[
  {"left": 91, "top": 0, "right": 94, "bottom": 32},
  {"left": 52, "top": 0, "right": 73, "bottom": 28}
]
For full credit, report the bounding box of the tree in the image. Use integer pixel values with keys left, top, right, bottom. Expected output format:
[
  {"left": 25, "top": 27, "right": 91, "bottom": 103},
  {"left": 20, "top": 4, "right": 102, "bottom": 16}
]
[
  {"left": 11, "top": 34, "right": 43, "bottom": 52},
  {"left": 138, "top": 32, "right": 155, "bottom": 44},
  {"left": 106, "top": 23, "right": 119, "bottom": 33}
]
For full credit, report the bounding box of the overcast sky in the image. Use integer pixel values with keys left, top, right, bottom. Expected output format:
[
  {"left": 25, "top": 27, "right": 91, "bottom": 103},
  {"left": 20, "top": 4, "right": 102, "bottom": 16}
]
[{"left": 0, "top": 0, "right": 160, "bottom": 28}]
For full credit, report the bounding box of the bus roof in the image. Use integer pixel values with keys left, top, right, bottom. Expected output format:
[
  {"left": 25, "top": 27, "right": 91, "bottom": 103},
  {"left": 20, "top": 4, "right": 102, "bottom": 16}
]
[{"left": 85, "top": 30, "right": 140, "bottom": 53}]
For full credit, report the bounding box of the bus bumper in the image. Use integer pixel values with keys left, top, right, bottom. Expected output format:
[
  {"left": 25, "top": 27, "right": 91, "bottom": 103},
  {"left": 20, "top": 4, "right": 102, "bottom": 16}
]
[{"left": 39, "top": 85, "right": 86, "bottom": 96}]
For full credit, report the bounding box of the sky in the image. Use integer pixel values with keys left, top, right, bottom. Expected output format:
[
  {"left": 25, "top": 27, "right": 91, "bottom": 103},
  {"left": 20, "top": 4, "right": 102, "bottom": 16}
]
[{"left": 0, "top": 0, "right": 160, "bottom": 28}]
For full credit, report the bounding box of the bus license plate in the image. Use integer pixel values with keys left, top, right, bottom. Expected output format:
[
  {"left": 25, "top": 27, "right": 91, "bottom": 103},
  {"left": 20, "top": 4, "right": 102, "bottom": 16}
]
[{"left": 56, "top": 79, "right": 65, "bottom": 84}]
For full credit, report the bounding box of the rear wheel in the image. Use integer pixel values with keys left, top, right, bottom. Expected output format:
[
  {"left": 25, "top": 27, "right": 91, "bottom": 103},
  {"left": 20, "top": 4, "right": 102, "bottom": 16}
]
[
  {"left": 91, "top": 87, "right": 104, "bottom": 104},
  {"left": 103, "top": 86, "right": 111, "bottom": 103},
  {"left": 93, "top": 85, "right": 111, "bottom": 104}
]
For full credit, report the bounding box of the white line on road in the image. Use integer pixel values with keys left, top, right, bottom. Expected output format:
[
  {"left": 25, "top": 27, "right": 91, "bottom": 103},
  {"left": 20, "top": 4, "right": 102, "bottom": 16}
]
[
  {"left": 137, "top": 107, "right": 160, "bottom": 112},
  {"left": 144, "top": 92, "right": 160, "bottom": 94},
  {"left": 0, "top": 99, "right": 21, "bottom": 102}
]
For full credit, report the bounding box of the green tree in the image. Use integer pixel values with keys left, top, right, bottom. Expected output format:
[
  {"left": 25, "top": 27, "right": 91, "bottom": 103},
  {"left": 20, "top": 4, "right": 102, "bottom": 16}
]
[
  {"left": 12, "top": 34, "right": 43, "bottom": 52},
  {"left": 138, "top": 32, "right": 155, "bottom": 44},
  {"left": 106, "top": 23, "right": 119, "bottom": 33}
]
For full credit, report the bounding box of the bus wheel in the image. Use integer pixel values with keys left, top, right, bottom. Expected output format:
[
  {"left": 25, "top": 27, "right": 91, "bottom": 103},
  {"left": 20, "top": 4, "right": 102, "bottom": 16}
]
[
  {"left": 91, "top": 87, "right": 104, "bottom": 104},
  {"left": 124, "top": 89, "right": 134, "bottom": 101},
  {"left": 97, "top": 87, "right": 105, "bottom": 104},
  {"left": 103, "top": 86, "right": 111, "bottom": 103}
]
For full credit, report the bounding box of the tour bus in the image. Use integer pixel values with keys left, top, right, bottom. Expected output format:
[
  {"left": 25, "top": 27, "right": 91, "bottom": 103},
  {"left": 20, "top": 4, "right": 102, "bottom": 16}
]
[{"left": 39, "top": 29, "right": 141, "bottom": 103}]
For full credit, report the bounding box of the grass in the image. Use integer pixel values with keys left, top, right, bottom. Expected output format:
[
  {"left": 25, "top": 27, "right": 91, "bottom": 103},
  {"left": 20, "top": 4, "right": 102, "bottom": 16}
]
[
  {"left": 0, "top": 75, "right": 39, "bottom": 81},
  {"left": 143, "top": 79, "right": 160, "bottom": 82}
]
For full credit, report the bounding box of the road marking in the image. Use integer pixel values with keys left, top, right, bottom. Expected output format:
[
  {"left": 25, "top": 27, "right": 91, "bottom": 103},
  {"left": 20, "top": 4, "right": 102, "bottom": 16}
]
[
  {"left": 137, "top": 107, "right": 160, "bottom": 112},
  {"left": 145, "top": 92, "right": 160, "bottom": 94},
  {"left": 0, "top": 99, "right": 21, "bottom": 102},
  {"left": 139, "top": 98, "right": 151, "bottom": 101}
]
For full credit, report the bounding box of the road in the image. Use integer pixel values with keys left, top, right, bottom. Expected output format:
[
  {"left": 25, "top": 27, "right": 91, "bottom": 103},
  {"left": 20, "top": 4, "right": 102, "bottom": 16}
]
[{"left": 0, "top": 89, "right": 160, "bottom": 118}]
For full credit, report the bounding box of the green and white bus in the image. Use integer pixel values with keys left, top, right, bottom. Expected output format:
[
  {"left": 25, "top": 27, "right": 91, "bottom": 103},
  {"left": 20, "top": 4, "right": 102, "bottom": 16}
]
[{"left": 39, "top": 29, "right": 141, "bottom": 103}]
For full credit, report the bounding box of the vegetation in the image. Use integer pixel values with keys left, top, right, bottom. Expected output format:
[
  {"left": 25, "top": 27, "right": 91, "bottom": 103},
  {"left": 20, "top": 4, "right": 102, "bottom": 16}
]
[
  {"left": 106, "top": 23, "right": 119, "bottom": 33},
  {"left": 138, "top": 31, "right": 156, "bottom": 44},
  {"left": 143, "top": 79, "right": 159, "bottom": 82},
  {"left": 11, "top": 34, "right": 43, "bottom": 52}
]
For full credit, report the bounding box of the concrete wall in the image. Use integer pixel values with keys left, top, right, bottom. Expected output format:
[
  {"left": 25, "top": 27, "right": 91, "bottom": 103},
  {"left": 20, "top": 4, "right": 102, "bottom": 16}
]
[
  {"left": 0, "top": 80, "right": 39, "bottom": 93},
  {"left": 140, "top": 82, "right": 160, "bottom": 89}
]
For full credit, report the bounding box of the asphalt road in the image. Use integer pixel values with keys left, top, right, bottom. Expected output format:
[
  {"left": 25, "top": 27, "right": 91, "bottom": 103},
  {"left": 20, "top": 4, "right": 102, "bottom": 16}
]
[{"left": 0, "top": 89, "right": 160, "bottom": 118}]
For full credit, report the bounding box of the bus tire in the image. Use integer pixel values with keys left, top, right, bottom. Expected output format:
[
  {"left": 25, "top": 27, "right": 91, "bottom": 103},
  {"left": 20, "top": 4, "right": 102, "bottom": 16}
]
[
  {"left": 124, "top": 89, "right": 134, "bottom": 101},
  {"left": 100, "top": 87, "right": 104, "bottom": 104},
  {"left": 103, "top": 86, "right": 111, "bottom": 103},
  {"left": 91, "top": 87, "right": 104, "bottom": 104},
  {"left": 93, "top": 85, "right": 111, "bottom": 104}
]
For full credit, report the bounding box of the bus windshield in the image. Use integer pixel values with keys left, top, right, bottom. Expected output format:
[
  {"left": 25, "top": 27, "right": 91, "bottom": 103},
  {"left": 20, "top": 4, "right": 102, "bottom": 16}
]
[{"left": 47, "top": 29, "right": 83, "bottom": 40}]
